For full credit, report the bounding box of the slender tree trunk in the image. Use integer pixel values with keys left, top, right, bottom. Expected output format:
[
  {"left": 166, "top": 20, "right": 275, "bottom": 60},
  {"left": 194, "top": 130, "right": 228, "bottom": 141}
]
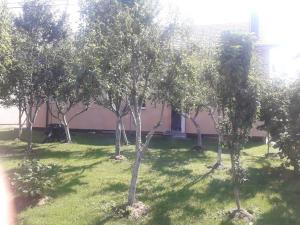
[
  {"left": 27, "top": 122, "right": 33, "bottom": 153},
  {"left": 62, "top": 115, "right": 72, "bottom": 143},
  {"left": 230, "top": 142, "right": 242, "bottom": 210},
  {"left": 292, "top": 159, "right": 300, "bottom": 176},
  {"left": 217, "top": 133, "right": 223, "bottom": 165},
  {"left": 25, "top": 101, "right": 42, "bottom": 153},
  {"left": 267, "top": 132, "right": 270, "bottom": 156},
  {"left": 233, "top": 185, "right": 241, "bottom": 210},
  {"left": 115, "top": 116, "right": 122, "bottom": 156},
  {"left": 127, "top": 103, "right": 165, "bottom": 206},
  {"left": 18, "top": 106, "right": 23, "bottom": 140},
  {"left": 208, "top": 110, "right": 223, "bottom": 165},
  {"left": 121, "top": 118, "right": 129, "bottom": 145},
  {"left": 191, "top": 117, "right": 202, "bottom": 148},
  {"left": 128, "top": 111, "right": 142, "bottom": 206}
]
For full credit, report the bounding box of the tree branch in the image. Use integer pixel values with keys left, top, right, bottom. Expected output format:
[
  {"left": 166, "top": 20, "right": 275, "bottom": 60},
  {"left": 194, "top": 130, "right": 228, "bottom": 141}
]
[
  {"left": 142, "top": 102, "right": 165, "bottom": 152},
  {"left": 68, "top": 104, "right": 90, "bottom": 123}
]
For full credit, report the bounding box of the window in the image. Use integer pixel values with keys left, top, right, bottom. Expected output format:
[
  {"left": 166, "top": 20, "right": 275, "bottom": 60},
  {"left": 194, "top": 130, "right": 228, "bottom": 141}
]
[{"left": 141, "top": 101, "right": 146, "bottom": 109}]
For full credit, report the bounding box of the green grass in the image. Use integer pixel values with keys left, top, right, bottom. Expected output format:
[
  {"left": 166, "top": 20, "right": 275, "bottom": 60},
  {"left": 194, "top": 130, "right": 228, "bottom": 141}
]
[{"left": 0, "top": 129, "right": 299, "bottom": 225}]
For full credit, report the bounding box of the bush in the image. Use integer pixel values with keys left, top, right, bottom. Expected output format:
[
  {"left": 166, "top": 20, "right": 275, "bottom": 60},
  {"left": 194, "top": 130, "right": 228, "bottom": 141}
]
[
  {"left": 10, "top": 159, "right": 59, "bottom": 198},
  {"left": 276, "top": 132, "right": 300, "bottom": 175}
]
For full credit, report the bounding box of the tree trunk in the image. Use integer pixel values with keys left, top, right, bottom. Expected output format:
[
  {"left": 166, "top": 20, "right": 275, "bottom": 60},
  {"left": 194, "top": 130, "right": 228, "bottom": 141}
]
[
  {"left": 18, "top": 107, "right": 23, "bottom": 140},
  {"left": 121, "top": 118, "right": 129, "bottom": 145},
  {"left": 267, "top": 132, "right": 270, "bottom": 156},
  {"left": 233, "top": 185, "right": 241, "bottom": 210},
  {"left": 191, "top": 118, "right": 202, "bottom": 148},
  {"left": 230, "top": 142, "right": 242, "bottom": 211},
  {"left": 62, "top": 115, "right": 72, "bottom": 143},
  {"left": 292, "top": 159, "right": 300, "bottom": 176},
  {"left": 217, "top": 134, "right": 223, "bottom": 164},
  {"left": 128, "top": 112, "right": 142, "bottom": 206},
  {"left": 27, "top": 122, "right": 33, "bottom": 153},
  {"left": 115, "top": 116, "right": 122, "bottom": 156}
]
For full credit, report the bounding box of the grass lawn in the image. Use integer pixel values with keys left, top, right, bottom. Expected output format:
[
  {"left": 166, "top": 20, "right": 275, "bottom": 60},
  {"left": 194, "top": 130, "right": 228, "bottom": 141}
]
[{"left": 0, "top": 129, "right": 299, "bottom": 225}]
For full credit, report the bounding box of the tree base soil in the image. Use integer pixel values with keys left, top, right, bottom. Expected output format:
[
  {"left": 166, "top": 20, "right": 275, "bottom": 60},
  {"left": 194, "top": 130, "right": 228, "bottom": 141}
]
[
  {"left": 111, "top": 155, "right": 127, "bottom": 161},
  {"left": 127, "top": 201, "right": 149, "bottom": 219},
  {"left": 228, "top": 209, "right": 254, "bottom": 223},
  {"left": 191, "top": 145, "right": 204, "bottom": 153},
  {"left": 14, "top": 195, "right": 50, "bottom": 212}
]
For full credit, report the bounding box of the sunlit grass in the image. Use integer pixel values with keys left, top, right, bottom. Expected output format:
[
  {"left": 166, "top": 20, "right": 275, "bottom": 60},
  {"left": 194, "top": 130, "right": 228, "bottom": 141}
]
[{"left": 0, "top": 129, "right": 299, "bottom": 225}]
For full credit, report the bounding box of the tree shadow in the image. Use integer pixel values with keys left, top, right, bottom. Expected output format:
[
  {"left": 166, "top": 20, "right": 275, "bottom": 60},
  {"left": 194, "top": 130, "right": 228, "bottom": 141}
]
[
  {"left": 142, "top": 183, "right": 206, "bottom": 225},
  {"left": 142, "top": 147, "right": 212, "bottom": 179},
  {"left": 256, "top": 197, "right": 300, "bottom": 225},
  {"left": 82, "top": 148, "right": 112, "bottom": 159},
  {"left": 254, "top": 168, "right": 300, "bottom": 225},
  {"left": 51, "top": 173, "right": 88, "bottom": 197},
  {"left": 61, "top": 160, "right": 106, "bottom": 175},
  {"left": 49, "top": 159, "right": 106, "bottom": 198},
  {"left": 0, "top": 129, "right": 18, "bottom": 140},
  {"left": 199, "top": 166, "right": 300, "bottom": 224},
  {"left": 100, "top": 182, "right": 128, "bottom": 194},
  {"left": 72, "top": 133, "right": 116, "bottom": 146}
]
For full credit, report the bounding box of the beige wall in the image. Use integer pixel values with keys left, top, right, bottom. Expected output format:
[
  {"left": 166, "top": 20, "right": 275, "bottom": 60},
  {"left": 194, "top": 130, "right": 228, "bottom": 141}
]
[
  {"left": 35, "top": 102, "right": 171, "bottom": 133},
  {"left": 34, "top": 102, "right": 266, "bottom": 137}
]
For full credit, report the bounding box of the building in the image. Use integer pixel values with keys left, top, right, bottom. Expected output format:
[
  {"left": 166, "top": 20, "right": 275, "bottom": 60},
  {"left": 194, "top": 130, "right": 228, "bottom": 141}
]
[{"left": 0, "top": 106, "right": 20, "bottom": 128}]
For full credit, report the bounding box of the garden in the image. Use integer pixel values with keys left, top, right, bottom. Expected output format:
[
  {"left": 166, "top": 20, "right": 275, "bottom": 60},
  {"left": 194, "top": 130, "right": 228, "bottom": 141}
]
[
  {"left": 1, "top": 129, "right": 299, "bottom": 225},
  {"left": 0, "top": 0, "right": 299, "bottom": 224}
]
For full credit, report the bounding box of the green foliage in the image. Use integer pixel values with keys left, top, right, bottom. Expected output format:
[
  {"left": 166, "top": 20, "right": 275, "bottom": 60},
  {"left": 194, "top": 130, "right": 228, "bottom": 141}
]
[
  {"left": 0, "top": 1, "right": 12, "bottom": 98},
  {"left": 10, "top": 159, "right": 59, "bottom": 198},
  {"left": 258, "top": 78, "right": 289, "bottom": 140},
  {"left": 160, "top": 42, "right": 205, "bottom": 115},
  {"left": 1, "top": 0, "right": 70, "bottom": 150},
  {"left": 45, "top": 38, "right": 90, "bottom": 123},
  {"left": 275, "top": 78, "right": 300, "bottom": 174},
  {"left": 218, "top": 31, "right": 257, "bottom": 144},
  {"left": 5, "top": 0, "right": 69, "bottom": 112},
  {"left": 80, "top": 0, "right": 164, "bottom": 110},
  {"left": 217, "top": 31, "right": 257, "bottom": 209},
  {"left": 79, "top": 0, "right": 133, "bottom": 116}
]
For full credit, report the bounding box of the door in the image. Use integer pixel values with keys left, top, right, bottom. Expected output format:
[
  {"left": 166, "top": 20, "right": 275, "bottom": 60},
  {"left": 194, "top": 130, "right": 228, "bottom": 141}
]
[{"left": 171, "top": 109, "right": 181, "bottom": 132}]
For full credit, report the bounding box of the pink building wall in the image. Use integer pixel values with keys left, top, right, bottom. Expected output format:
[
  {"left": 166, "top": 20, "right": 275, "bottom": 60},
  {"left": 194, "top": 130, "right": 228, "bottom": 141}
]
[{"left": 34, "top": 102, "right": 266, "bottom": 137}]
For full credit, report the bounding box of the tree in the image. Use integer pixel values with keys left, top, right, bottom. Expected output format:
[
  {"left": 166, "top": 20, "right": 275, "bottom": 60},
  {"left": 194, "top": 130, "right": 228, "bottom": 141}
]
[
  {"left": 258, "top": 78, "right": 289, "bottom": 155},
  {"left": 45, "top": 37, "right": 92, "bottom": 143},
  {"left": 80, "top": 0, "right": 132, "bottom": 158},
  {"left": 275, "top": 78, "right": 300, "bottom": 175},
  {"left": 8, "top": 0, "right": 68, "bottom": 152},
  {"left": 123, "top": 1, "right": 176, "bottom": 206},
  {"left": 80, "top": 0, "right": 180, "bottom": 207},
  {"left": 165, "top": 42, "right": 207, "bottom": 149},
  {"left": 201, "top": 60, "right": 226, "bottom": 165},
  {"left": 217, "top": 32, "right": 257, "bottom": 215},
  {"left": 0, "top": 0, "right": 12, "bottom": 81},
  {"left": 0, "top": 1, "right": 25, "bottom": 139}
]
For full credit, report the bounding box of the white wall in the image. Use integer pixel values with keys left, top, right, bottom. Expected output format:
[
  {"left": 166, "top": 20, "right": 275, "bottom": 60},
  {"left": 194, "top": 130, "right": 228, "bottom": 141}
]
[{"left": 0, "top": 106, "right": 19, "bottom": 125}]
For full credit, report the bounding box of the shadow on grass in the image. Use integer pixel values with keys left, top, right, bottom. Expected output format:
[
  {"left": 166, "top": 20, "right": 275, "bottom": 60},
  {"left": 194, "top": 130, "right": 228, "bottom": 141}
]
[
  {"left": 143, "top": 147, "right": 211, "bottom": 179},
  {"left": 50, "top": 159, "right": 107, "bottom": 198},
  {"left": 72, "top": 133, "right": 116, "bottom": 146},
  {"left": 137, "top": 164, "right": 300, "bottom": 225},
  {"left": 62, "top": 160, "right": 107, "bottom": 174},
  {"left": 0, "top": 129, "right": 19, "bottom": 140},
  {"left": 256, "top": 198, "right": 300, "bottom": 225},
  {"left": 51, "top": 174, "right": 88, "bottom": 197},
  {"left": 101, "top": 182, "right": 128, "bottom": 194},
  {"left": 141, "top": 182, "right": 206, "bottom": 225}
]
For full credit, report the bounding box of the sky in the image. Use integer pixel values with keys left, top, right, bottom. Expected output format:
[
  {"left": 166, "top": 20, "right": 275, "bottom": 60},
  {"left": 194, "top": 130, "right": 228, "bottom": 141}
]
[{"left": 7, "top": 0, "right": 300, "bottom": 81}]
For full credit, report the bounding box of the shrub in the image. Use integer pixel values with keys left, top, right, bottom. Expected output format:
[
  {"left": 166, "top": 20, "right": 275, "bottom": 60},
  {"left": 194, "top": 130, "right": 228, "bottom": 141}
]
[
  {"left": 10, "top": 159, "right": 59, "bottom": 198},
  {"left": 276, "top": 132, "right": 300, "bottom": 175}
]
